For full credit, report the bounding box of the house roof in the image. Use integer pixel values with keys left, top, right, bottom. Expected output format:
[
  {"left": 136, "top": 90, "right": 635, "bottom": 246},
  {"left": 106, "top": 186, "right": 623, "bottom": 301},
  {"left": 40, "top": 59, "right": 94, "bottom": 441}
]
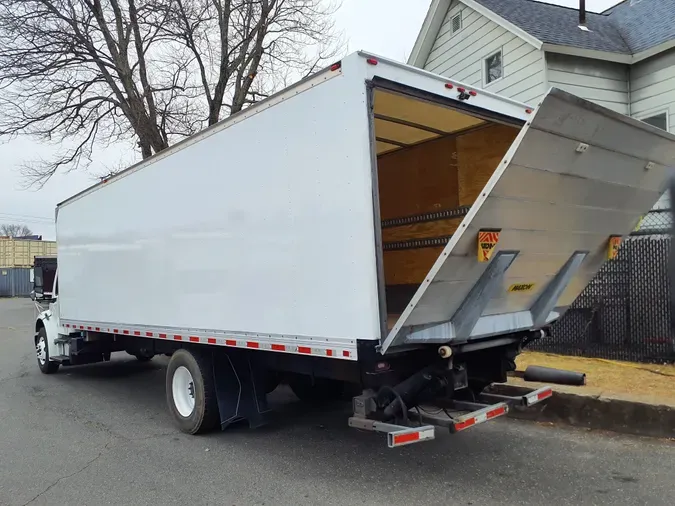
[
  {"left": 473, "top": 0, "right": 631, "bottom": 54},
  {"left": 605, "top": 0, "right": 675, "bottom": 53},
  {"left": 409, "top": 0, "right": 675, "bottom": 67}
]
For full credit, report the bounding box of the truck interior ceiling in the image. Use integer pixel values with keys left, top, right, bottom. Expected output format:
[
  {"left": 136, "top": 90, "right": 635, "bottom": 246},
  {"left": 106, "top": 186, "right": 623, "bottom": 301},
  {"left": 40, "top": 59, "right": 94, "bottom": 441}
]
[{"left": 372, "top": 87, "right": 521, "bottom": 330}]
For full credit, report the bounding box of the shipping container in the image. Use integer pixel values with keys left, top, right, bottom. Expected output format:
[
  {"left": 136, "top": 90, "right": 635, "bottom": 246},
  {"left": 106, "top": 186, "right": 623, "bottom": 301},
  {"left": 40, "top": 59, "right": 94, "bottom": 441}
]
[
  {"left": 0, "top": 238, "right": 57, "bottom": 267},
  {"left": 0, "top": 267, "right": 32, "bottom": 297}
]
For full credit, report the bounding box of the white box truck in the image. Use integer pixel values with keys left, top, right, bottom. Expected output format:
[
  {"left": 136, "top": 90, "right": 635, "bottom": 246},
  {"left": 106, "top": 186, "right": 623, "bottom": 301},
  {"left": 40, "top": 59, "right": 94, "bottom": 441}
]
[{"left": 32, "top": 51, "right": 675, "bottom": 447}]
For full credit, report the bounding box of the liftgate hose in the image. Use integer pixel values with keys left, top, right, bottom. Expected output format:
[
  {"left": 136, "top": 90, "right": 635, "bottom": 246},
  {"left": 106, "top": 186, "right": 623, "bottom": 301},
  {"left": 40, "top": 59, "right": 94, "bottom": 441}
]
[{"left": 523, "top": 365, "right": 586, "bottom": 386}]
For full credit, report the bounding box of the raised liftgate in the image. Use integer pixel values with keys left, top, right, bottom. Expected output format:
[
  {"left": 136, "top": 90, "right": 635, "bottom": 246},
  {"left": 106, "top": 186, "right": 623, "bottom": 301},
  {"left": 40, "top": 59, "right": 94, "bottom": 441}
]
[{"left": 381, "top": 88, "right": 675, "bottom": 354}]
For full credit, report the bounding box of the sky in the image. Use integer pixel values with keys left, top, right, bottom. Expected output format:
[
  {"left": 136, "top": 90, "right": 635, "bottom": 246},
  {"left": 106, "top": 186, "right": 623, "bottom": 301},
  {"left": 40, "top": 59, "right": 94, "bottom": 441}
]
[{"left": 0, "top": 0, "right": 623, "bottom": 239}]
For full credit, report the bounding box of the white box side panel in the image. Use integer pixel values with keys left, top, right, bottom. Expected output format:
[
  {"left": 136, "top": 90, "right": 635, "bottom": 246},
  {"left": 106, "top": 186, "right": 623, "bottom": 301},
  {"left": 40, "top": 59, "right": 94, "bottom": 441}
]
[{"left": 57, "top": 71, "right": 381, "bottom": 341}]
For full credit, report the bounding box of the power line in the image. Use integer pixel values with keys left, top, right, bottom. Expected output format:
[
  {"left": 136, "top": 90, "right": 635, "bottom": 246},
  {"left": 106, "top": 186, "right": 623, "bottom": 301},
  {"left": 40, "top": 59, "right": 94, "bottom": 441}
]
[{"left": 0, "top": 212, "right": 54, "bottom": 223}]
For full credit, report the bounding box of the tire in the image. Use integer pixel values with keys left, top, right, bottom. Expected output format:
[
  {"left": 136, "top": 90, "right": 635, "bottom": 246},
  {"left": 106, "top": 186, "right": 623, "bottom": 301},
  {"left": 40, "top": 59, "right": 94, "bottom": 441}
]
[
  {"left": 288, "top": 374, "right": 345, "bottom": 404},
  {"left": 166, "top": 349, "right": 219, "bottom": 434},
  {"left": 35, "top": 327, "right": 59, "bottom": 374}
]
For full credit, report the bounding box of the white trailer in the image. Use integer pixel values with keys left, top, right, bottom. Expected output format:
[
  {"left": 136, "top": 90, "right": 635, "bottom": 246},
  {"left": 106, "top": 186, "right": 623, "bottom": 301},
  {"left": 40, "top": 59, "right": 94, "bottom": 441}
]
[{"left": 33, "top": 51, "right": 675, "bottom": 446}]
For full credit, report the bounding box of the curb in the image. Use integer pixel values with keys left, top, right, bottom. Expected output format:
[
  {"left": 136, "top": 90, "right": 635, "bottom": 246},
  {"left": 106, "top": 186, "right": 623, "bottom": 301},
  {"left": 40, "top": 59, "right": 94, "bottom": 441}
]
[{"left": 488, "top": 384, "right": 675, "bottom": 439}]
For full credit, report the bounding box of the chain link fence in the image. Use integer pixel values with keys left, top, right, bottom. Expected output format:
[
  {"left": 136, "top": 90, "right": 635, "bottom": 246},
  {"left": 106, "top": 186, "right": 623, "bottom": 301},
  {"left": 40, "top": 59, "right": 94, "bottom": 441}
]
[{"left": 532, "top": 208, "right": 675, "bottom": 364}]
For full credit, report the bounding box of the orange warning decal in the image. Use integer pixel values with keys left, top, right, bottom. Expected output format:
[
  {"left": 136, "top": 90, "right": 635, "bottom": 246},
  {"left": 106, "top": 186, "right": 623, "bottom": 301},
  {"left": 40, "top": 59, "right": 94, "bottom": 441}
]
[
  {"left": 477, "top": 229, "right": 500, "bottom": 262},
  {"left": 608, "top": 236, "right": 622, "bottom": 260}
]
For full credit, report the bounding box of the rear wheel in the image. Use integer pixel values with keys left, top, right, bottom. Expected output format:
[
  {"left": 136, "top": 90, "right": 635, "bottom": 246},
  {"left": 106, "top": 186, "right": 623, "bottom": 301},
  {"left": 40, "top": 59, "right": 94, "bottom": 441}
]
[
  {"left": 166, "top": 349, "right": 219, "bottom": 434},
  {"left": 288, "top": 374, "right": 345, "bottom": 403},
  {"left": 35, "top": 327, "right": 59, "bottom": 374}
]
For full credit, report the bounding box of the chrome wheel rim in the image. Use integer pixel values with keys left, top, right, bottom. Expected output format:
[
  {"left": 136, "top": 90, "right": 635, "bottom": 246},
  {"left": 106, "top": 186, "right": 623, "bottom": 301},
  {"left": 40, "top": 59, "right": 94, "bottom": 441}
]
[
  {"left": 172, "top": 366, "right": 196, "bottom": 417},
  {"left": 36, "top": 336, "right": 47, "bottom": 366}
]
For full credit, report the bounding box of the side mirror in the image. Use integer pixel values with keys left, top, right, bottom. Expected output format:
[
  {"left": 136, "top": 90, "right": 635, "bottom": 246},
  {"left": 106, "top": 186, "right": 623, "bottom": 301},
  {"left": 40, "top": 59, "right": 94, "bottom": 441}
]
[{"left": 33, "top": 266, "right": 44, "bottom": 299}]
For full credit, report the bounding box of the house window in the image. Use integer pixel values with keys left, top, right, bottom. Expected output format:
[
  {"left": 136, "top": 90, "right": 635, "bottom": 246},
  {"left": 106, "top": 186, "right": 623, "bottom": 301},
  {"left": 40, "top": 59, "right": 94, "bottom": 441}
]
[
  {"left": 484, "top": 50, "right": 503, "bottom": 85},
  {"left": 451, "top": 13, "right": 462, "bottom": 33},
  {"left": 641, "top": 112, "right": 668, "bottom": 131}
]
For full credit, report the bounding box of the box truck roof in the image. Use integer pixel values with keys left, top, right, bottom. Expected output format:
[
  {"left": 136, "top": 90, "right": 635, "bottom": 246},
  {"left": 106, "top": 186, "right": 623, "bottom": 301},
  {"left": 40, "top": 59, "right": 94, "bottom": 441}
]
[{"left": 56, "top": 51, "right": 532, "bottom": 210}]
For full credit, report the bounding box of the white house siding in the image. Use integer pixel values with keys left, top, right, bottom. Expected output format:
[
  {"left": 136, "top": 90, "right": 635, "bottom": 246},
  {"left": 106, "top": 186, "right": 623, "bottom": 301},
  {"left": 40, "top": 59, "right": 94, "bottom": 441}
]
[
  {"left": 630, "top": 50, "right": 675, "bottom": 225},
  {"left": 423, "top": 1, "right": 546, "bottom": 105},
  {"left": 631, "top": 47, "right": 675, "bottom": 132},
  {"left": 545, "top": 53, "right": 630, "bottom": 114}
]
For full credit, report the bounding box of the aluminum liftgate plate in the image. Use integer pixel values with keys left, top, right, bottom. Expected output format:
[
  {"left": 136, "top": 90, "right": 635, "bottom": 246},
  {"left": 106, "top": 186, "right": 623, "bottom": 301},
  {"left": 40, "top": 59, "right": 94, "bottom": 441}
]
[{"left": 380, "top": 88, "right": 675, "bottom": 354}]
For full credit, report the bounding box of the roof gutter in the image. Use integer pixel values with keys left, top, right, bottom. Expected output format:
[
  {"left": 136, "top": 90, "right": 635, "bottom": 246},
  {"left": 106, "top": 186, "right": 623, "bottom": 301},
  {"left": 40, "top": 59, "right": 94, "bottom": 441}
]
[{"left": 541, "top": 43, "right": 632, "bottom": 64}]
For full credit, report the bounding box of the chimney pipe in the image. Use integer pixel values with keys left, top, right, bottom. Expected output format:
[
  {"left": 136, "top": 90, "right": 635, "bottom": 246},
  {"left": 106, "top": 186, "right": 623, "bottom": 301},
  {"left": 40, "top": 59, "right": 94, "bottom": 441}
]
[{"left": 579, "top": 0, "right": 587, "bottom": 27}]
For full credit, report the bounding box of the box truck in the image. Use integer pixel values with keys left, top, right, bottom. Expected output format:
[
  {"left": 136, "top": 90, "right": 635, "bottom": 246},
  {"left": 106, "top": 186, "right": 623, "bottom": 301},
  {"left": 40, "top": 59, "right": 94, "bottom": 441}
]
[{"left": 32, "top": 52, "right": 675, "bottom": 447}]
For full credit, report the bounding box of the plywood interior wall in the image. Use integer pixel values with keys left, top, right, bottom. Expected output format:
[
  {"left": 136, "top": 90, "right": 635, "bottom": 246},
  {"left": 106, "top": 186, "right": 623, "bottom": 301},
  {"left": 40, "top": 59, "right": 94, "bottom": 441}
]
[
  {"left": 457, "top": 124, "right": 519, "bottom": 206},
  {"left": 377, "top": 136, "right": 458, "bottom": 221},
  {"left": 377, "top": 121, "right": 519, "bottom": 316},
  {"left": 383, "top": 247, "right": 444, "bottom": 286}
]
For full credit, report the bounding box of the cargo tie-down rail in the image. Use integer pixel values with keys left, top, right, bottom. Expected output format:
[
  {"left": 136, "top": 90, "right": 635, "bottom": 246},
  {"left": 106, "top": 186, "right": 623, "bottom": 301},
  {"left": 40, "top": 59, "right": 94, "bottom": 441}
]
[{"left": 348, "top": 386, "right": 552, "bottom": 448}]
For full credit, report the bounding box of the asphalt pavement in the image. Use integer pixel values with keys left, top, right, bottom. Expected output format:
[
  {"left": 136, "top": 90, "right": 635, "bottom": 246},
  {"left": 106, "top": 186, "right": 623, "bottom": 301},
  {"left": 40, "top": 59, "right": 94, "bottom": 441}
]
[{"left": 1, "top": 297, "right": 674, "bottom": 506}]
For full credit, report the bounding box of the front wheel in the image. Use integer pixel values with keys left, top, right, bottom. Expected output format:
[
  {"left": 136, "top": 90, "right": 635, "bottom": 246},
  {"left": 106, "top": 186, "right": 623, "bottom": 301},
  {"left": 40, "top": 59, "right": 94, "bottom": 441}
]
[
  {"left": 166, "top": 349, "right": 219, "bottom": 434},
  {"left": 35, "top": 327, "right": 59, "bottom": 374}
]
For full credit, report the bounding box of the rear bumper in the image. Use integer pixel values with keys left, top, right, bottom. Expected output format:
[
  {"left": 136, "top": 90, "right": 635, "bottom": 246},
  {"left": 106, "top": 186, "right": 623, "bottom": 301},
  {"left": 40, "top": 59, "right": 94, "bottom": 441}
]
[{"left": 348, "top": 385, "right": 553, "bottom": 448}]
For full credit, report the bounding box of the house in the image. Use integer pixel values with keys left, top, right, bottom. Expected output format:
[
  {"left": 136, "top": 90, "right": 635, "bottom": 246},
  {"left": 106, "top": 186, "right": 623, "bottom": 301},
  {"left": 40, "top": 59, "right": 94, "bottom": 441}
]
[
  {"left": 409, "top": 0, "right": 675, "bottom": 132},
  {"left": 409, "top": 0, "right": 675, "bottom": 230}
]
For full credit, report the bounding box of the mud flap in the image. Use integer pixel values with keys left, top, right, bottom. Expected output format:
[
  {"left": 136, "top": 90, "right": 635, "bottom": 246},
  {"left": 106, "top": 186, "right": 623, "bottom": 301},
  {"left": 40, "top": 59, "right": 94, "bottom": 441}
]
[
  {"left": 381, "top": 88, "right": 675, "bottom": 354},
  {"left": 213, "top": 349, "right": 272, "bottom": 429}
]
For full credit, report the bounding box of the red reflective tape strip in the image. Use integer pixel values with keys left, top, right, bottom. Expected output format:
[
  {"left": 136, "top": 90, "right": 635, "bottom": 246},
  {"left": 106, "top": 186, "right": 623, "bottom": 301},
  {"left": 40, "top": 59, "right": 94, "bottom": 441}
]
[
  {"left": 271, "top": 344, "right": 285, "bottom": 351},
  {"left": 537, "top": 388, "right": 553, "bottom": 401},
  {"left": 226, "top": 339, "right": 237, "bottom": 346},
  {"left": 123, "top": 330, "right": 129, "bottom": 335},
  {"left": 207, "top": 338, "right": 217, "bottom": 345},
  {"left": 298, "top": 346, "right": 311, "bottom": 354},
  {"left": 247, "top": 342, "right": 259, "bottom": 349},
  {"left": 134, "top": 331, "right": 141, "bottom": 336},
  {"left": 159, "top": 333, "right": 167, "bottom": 339},
  {"left": 146, "top": 332, "right": 153, "bottom": 337},
  {"left": 487, "top": 406, "right": 507, "bottom": 419},
  {"left": 189, "top": 336, "right": 200, "bottom": 343},
  {"left": 454, "top": 418, "right": 476, "bottom": 431},
  {"left": 326, "top": 349, "right": 333, "bottom": 357},
  {"left": 173, "top": 335, "right": 182, "bottom": 341},
  {"left": 343, "top": 350, "right": 350, "bottom": 357},
  {"left": 393, "top": 432, "right": 420, "bottom": 446}
]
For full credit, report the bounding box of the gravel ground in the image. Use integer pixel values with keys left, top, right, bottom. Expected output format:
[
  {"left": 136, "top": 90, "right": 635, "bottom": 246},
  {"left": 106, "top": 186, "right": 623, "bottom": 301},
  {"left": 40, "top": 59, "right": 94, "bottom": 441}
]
[{"left": 1, "top": 297, "right": 674, "bottom": 506}]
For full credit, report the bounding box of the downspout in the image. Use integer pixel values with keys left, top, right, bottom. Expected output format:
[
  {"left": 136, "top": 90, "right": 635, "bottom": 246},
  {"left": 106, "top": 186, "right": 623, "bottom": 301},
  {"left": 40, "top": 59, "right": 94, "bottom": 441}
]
[{"left": 627, "top": 66, "right": 632, "bottom": 118}]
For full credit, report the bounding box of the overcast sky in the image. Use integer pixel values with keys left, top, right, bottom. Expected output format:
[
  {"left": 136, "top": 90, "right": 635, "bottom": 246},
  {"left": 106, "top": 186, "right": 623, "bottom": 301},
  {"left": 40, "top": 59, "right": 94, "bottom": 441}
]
[{"left": 0, "top": 0, "right": 622, "bottom": 240}]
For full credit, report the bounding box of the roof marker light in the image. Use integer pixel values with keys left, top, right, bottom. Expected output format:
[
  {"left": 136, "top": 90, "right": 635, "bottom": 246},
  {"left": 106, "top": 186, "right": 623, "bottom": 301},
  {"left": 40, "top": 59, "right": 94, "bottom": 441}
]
[
  {"left": 366, "top": 58, "right": 378, "bottom": 66},
  {"left": 330, "top": 62, "right": 341, "bottom": 71},
  {"left": 525, "top": 108, "right": 533, "bottom": 114},
  {"left": 469, "top": 90, "right": 477, "bottom": 96},
  {"left": 457, "top": 87, "right": 465, "bottom": 93},
  {"left": 445, "top": 83, "right": 454, "bottom": 89}
]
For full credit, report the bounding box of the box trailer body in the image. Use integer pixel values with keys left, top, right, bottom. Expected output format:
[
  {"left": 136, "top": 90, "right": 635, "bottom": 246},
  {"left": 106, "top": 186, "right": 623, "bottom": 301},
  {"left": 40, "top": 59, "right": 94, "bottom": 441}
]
[{"left": 33, "top": 51, "right": 675, "bottom": 445}]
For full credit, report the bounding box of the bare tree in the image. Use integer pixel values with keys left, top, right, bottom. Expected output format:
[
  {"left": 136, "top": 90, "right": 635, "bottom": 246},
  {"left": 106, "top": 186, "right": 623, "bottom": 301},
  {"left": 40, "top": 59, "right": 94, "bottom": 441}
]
[
  {"left": 0, "top": 224, "right": 33, "bottom": 237},
  {"left": 0, "top": 0, "right": 343, "bottom": 187}
]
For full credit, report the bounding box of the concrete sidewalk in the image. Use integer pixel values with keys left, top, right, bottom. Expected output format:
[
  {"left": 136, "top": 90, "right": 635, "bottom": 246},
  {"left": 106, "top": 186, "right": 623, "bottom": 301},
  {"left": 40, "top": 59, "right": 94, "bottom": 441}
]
[{"left": 490, "top": 352, "right": 675, "bottom": 439}]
